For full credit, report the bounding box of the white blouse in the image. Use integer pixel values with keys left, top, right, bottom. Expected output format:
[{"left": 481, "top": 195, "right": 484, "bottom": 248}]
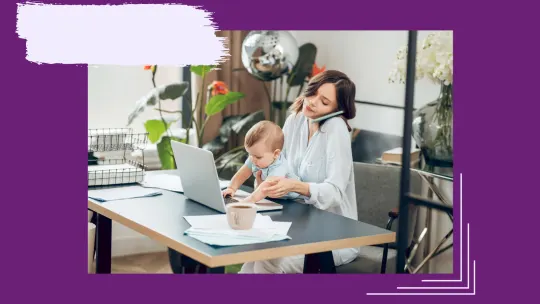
[{"left": 282, "top": 113, "right": 359, "bottom": 265}]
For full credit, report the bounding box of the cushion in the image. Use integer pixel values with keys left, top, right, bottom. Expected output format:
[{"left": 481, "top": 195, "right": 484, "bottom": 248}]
[{"left": 336, "top": 246, "right": 397, "bottom": 274}]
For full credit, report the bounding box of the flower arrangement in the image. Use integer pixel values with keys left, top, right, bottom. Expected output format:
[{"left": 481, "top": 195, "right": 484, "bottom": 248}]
[
  {"left": 388, "top": 31, "right": 453, "bottom": 86},
  {"left": 389, "top": 31, "right": 454, "bottom": 166}
]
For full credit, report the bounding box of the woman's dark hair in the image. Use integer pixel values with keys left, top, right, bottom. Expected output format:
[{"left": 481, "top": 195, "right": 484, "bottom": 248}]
[{"left": 289, "top": 70, "right": 356, "bottom": 131}]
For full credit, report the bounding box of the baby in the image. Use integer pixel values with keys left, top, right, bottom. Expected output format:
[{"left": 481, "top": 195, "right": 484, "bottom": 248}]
[{"left": 222, "top": 120, "right": 300, "bottom": 203}]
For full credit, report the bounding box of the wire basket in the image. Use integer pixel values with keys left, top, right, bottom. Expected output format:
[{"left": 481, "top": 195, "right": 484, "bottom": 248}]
[
  {"left": 88, "top": 158, "right": 146, "bottom": 187},
  {"left": 88, "top": 128, "right": 148, "bottom": 153}
]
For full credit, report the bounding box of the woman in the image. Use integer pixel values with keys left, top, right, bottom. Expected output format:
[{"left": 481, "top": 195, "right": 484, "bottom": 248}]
[{"left": 239, "top": 70, "right": 359, "bottom": 274}]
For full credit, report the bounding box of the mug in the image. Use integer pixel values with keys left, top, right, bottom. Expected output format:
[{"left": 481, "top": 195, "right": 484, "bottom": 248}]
[{"left": 226, "top": 202, "right": 257, "bottom": 230}]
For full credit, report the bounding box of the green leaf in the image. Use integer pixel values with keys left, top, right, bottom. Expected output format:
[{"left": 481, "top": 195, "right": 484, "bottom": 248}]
[
  {"left": 190, "top": 65, "right": 215, "bottom": 77},
  {"left": 127, "top": 82, "right": 188, "bottom": 126},
  {"left": 287, "top": 43, "right": 318, "bottom": 87},
  {"left": 224, "top": 92, "right": 245, "bottom": 104},
  {"left": 156, "top": 136, "right": 185, "bottom": 170},
  {"left": 158, "top": 82, "right": 189, "bottom": 100},
  {"left": 215, "top": 148, "right": 249, "bottom": 181},
  {"left": 231, "top": 110, "right": 266, "bottom": 135},
  {"left": 205, "top": 92, "right": 245, "bottom": 116},
  {"left": 144, "top": 119, "right": 172, "bottom": 144}
]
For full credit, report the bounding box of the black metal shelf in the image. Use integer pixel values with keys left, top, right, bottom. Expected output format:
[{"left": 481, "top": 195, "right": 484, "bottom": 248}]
[{"left": 395, "top": 31, "right": 454, "bottom": 274}]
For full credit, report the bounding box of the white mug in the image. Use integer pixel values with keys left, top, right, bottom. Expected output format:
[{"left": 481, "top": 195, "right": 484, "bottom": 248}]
[{"left": 226, "top": 202, "right": 257, "bottom": 230}]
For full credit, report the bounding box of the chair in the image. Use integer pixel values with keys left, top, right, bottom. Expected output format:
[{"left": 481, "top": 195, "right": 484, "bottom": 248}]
[
  {"left": 350, "top": 129, "right": 404, "bottom": 163},
  {"left": 336, "top": 162, "right": 422, "bottom": 274}
]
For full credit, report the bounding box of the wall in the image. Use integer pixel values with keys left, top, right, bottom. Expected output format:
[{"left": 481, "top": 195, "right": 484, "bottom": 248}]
[
  {"left": 288, "top": 31, "right": 453, "bottom": 273},
  {"left": 88, "top": 65, "right": 183, "bottom": 133},
  {"left": 88, "top": 65, "right": 183, "bottom": 257},
  {"left": 289, "top": 30, "right": 440, "bottom": 136}
]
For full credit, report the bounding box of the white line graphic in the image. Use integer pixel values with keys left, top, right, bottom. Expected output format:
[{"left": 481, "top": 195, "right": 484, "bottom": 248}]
[
  {"left": 366, "top": 261, "right": 476, "bottom": 296},
  {"left": 366, "top": 173, "right": 477, "bottom": 296},
  {"left": 422, "top": 173, "right": 462, "bottom": 282},
  {"left": 397, "top": 224, "right": 470, "bottom": 289}
]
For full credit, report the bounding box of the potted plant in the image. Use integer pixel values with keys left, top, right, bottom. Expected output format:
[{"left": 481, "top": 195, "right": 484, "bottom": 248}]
[{"left": 127, "top": 65, "right": 245, "bottom": 169}]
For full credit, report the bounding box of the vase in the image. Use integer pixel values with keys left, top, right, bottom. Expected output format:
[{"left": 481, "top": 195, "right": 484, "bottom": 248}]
[{"left": 412, "top": 84, "right": 453, "bottom": 167}]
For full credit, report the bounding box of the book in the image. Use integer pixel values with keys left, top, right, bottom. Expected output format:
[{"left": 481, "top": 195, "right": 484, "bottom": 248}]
[{"left": 381, "top": 147, "right": 420, "bottom": 164}]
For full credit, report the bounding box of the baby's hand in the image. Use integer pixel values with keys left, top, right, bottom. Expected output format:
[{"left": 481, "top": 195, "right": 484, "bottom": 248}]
[{"left": 222, "top": 187, "right": 236, "bottom": 197}]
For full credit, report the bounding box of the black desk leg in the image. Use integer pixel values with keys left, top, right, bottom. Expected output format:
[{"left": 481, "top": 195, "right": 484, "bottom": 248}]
[
  {"left": 167, "top": 249, "right": 224, "bottom": 274},
  {"left": 95, "top": 214, "right": 112, "bottom": 274},
  {"left": 303, "top": 251, "right": 336, "bottom": 274},
  {"left": 199, "top": 265, "right": 226, "bottom": 274}
]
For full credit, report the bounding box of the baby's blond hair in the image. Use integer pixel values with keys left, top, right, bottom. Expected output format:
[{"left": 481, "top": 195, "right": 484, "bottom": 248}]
[{"left": 244, "top": 121, "right": 284, "bottom": 151}]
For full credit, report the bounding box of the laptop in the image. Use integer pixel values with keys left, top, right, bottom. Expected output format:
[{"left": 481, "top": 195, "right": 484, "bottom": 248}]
[{"left": 171, "top": 140, "right": 283, "bottom": 213}]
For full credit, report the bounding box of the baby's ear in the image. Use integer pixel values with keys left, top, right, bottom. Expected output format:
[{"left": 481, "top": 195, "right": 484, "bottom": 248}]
[{"left": 273, "top": 149, "right": 281, "bottom": 157}]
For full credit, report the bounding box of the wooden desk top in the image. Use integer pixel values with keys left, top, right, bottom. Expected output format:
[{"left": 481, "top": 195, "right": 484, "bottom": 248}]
[{"left": 88, "top": 174, "right": 395, "bottom": 268}]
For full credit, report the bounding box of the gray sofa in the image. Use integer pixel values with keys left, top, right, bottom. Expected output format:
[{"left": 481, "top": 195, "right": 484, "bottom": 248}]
[{"left": 336, "top": 162, "right": 422, "bottom": 274}]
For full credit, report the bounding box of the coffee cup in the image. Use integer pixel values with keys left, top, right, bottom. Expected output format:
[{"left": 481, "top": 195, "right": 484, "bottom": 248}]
[{"left": 226, "top": 202, "right": 257, "bottom": 230}]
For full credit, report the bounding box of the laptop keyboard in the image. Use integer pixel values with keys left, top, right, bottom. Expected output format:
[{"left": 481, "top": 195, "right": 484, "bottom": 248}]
[{"left": 224, "top": 196, "right": 240, "bottom": 205}]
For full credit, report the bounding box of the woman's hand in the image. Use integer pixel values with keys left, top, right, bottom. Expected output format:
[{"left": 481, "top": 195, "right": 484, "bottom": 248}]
[{"left": 261, "top": 177, "right": 297, "bottom": 198}]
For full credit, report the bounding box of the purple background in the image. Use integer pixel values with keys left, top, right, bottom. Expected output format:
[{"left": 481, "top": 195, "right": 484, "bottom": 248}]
[{"left": 4, "top": 0, "right": 534, "bottom": 302}]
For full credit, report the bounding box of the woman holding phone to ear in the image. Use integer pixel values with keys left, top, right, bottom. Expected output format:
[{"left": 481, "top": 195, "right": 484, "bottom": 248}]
[{"left": 239, "top": 70, "right": 359, "bottom": 274}]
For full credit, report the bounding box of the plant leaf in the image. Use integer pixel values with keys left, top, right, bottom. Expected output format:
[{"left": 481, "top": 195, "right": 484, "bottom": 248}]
[
  {"left": 144, "top": 119, "right": 172, "bottom": 144},
  {"left": 127, "top": 82, "right": 188, "bottom": 126},
  {"left": 202, "top": 136, "right": 227, "bottom": 155},
  {"left": 215, "top": 148, "right": 251, "bottom": 182},
  {"left": 231, "top": 110, "right": 265, "bottom": 135},
  {"left": 224, "top": 92, "right": 245, "bottom": 104},
  {"left": 287, "top": 43, "right": 318, "bottom": 87},
  {"left": 205, "top": 92, "right": 245, "bottom": 116},
  {"left": 159, "top": 82, "right": 189, "bottom": 100},
  {"left": 190, "top": 65, "right": 215, "bottom": 77},
  {"left": 157, "top": 136, "right": 185, "bottom": 170}
]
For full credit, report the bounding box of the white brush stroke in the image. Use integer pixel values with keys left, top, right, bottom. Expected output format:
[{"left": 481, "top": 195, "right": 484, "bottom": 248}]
[{"left": 16, "top": 2, "right": 229, "bottom": 65}]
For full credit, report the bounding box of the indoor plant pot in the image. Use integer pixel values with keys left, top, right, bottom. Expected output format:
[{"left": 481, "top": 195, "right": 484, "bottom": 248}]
[{"left": 412, "top": 84, "right": 453, "bottom": 167}]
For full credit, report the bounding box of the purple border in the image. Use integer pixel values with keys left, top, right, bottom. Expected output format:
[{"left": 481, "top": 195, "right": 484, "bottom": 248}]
[{"left": 7, "top": 0, "right": 522, "bottom": 302}]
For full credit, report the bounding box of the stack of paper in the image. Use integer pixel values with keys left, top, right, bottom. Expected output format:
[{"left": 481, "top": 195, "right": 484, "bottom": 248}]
[
  {"left": 88, "top": 186, "right": 162, "bottom": 202},
  {"left": 139, "top": 173, "right": 184, "bottom": 192},
  {"left": 183, "top": 214, "right": 292, "bottom": 246},
  {"left": 139, "top": 173, "right": 232, "bottom": 193}
]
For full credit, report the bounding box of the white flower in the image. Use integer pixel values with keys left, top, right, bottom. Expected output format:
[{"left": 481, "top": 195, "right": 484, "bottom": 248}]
[{"left": 388, "top": 31, "right": 453, "bottom": 86}]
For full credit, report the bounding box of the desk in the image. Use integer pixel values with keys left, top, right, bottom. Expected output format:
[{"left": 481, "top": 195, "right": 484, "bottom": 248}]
[{"left": 88, "top": 171, "right": 395, "bottom": 274}]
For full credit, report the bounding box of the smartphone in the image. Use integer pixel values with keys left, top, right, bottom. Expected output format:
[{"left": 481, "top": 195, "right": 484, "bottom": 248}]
[{"left": 311, "top": 110, "right": 344, "bottom": 123}]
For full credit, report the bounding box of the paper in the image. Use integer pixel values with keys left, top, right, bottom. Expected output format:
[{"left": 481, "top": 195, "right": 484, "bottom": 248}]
[
  {"left": 183, "top": 214, "right": 292, "bottom": 246},
  {"left": 140, "top": 173, "right": 184, "bottom": 192},
  {"left": 139, "top": 173, "right": 232, "bottom": 193},
  {"left": 184, "top": 229, "right": 291, "bottom": 246},
  {"left": 184, "top": 213, "right": 274, "bottom": 229},
  {"left": 88, "top": 186, "right": 162, "bottom": 202}
]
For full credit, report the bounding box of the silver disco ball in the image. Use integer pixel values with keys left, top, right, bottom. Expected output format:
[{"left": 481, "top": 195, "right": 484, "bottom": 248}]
[{"left": 241, "top": 31, "right": 299, "bottom": 81}]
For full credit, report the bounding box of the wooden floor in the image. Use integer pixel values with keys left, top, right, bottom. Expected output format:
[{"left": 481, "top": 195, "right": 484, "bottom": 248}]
[
  {"left": 90, "top": 252, "right": 242, "bottom": 274},
  {"left": 91, "top": 251, "right": 173, "bottom": 274}
]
